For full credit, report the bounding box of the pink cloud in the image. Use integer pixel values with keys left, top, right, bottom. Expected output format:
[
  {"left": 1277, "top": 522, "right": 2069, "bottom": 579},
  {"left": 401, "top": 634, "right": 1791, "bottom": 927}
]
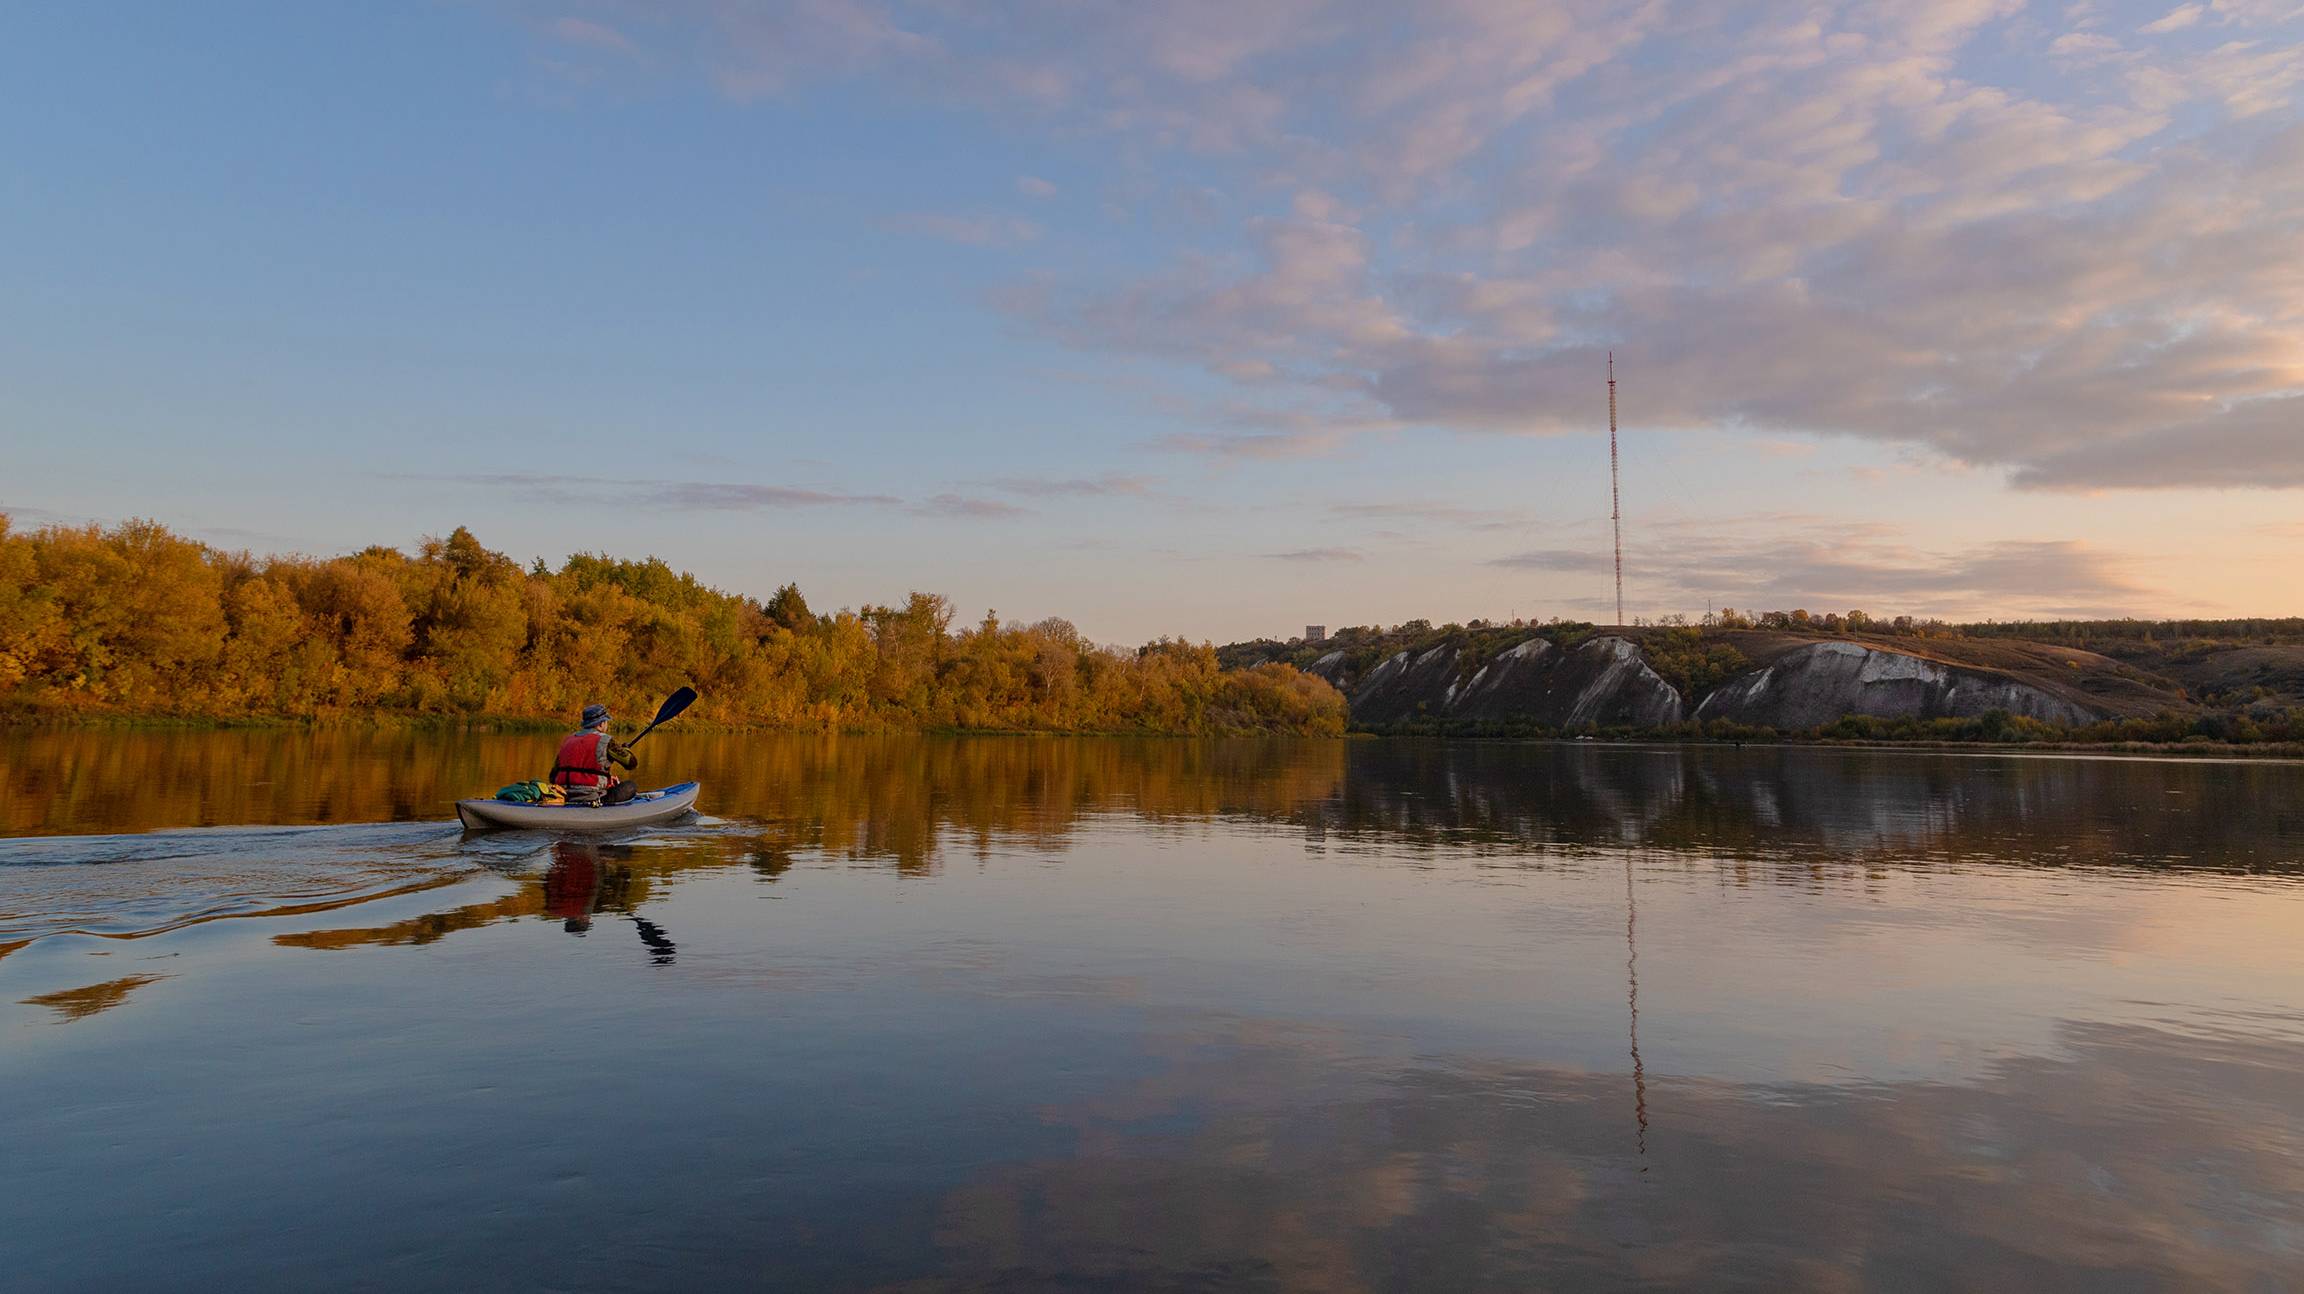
[
  {"left": 881, "top": 212, "right": 1044, "bottom": 246},
  {"left": 548, "top": 16, "right": 634, "bottom": 53},
  {"left": 515, "top": 0, "right": 2304, "bottom": 489}
]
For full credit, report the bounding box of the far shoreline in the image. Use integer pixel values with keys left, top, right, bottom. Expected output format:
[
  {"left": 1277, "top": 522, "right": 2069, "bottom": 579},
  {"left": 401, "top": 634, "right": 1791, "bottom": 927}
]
[
  {"left": 8, "top": 712, "right": 2304, "bottom": 761},
  {"left": 1361, "top": 729, "right": 2304, "bottom": 761}
]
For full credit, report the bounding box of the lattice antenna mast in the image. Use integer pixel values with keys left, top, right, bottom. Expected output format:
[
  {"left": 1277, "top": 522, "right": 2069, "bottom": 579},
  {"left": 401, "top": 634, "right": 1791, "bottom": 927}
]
[{"left": 1608, "top": 352, "right": 1623, "bottom": 627}]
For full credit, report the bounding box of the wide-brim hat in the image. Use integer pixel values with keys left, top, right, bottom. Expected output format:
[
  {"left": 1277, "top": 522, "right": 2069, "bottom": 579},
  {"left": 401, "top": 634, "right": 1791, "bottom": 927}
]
[{"left": 581, "top": 703, "right": 612, "bottom": 727}]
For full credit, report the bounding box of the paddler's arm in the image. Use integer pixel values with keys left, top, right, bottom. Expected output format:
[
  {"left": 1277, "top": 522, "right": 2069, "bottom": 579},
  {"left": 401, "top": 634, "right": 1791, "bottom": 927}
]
[{"left": 605, "top": 738, "right": 638, "bottom": 771}]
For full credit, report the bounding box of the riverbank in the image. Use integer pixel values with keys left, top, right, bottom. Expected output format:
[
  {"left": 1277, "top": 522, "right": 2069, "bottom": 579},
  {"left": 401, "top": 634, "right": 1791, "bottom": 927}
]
[
  {"left": 1556, "top": 733, "right": 2304, "bottom": 760},
  {"left": 1354, "top": 723, "right": 2304, "bottom": 759},
  {"left": 14, "top": 709, "right": 2304, "bottom": 758}
]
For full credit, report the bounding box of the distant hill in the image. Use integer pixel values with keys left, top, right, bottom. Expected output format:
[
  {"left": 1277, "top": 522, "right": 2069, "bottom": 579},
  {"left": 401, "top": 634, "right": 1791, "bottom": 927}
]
[
  {"left": 1951, "top": 618, "right": 2304, "bottom": 710},
  {"left": 1219, "top": 618, "right": 2304, "bottom": 745}
]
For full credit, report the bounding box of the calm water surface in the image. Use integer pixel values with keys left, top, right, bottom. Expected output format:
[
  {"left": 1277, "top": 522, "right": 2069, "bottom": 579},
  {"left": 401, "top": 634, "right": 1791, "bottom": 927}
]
[{"left": 4, "top": 732, "right": 2304, "bottom": 1290}]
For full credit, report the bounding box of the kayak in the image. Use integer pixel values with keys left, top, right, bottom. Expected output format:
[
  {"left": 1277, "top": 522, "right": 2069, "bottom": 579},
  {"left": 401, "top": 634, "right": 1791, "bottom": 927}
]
[{"left": 454, "top": 781, "right": 702, "bottom": 833}]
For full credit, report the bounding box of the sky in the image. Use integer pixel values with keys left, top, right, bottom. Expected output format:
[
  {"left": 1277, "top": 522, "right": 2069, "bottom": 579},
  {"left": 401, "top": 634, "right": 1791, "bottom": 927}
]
[{"left": 4, "top": 0, "right": 2301, "bottom": 644}]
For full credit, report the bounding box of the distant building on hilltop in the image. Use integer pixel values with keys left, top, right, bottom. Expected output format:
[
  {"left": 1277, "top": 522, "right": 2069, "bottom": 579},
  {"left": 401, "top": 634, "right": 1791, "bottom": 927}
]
[{"left": 1304, "top": 625, "right": 1327, "bottom": 644}]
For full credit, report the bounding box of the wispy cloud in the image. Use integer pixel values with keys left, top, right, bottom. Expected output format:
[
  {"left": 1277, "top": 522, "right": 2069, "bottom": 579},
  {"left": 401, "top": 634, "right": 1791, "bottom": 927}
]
[
  {"left": 0, "top": 504, "right": 335, "bottom": 553},
  {"left": 1153, "top": 430, "right": 1340, "bottom": 460},
  {"left": 1145, "top": 401, "right": 1386, "bottom": 459},
  {"left": 397, "top": 473, "right": 901, "bottom": 510},
  {"left": 521, "top": 0, "right": 2304, "bottom": 490},
  {"left": 1326, "top": 500, "right": 1522, "bottom": 529},
  {"left": 914, "top": 493, "right": 1031, "bottom": 519},
  {"left": 0, "top": 502, "right": 85, "bottom": 526},
  {"left": 647, "top": 482, "right": 902, "bottom": 509},
  {"left": 1493, "top": 530, "right": 2153, "bottom": 617},
  {"left": 1017, "top": 175, "right": 1058, "bottom": 198},
  {"left": 1266, "top": 547, "right": 1363, "bottom": 563},
  {"left": 2139, "top": 5, "right": 2207, "bottom": 35},
  {"left": 984, "top": 472, "right": 1158, "bottom": 497},
  {"left": 1488, "top": 548, "right": 1614, "bottom": 574},
  {"left": 2010, "top": 395, "right": 2304, "bottom": 490},
  {"left": 699, "top": 0, "right": 937, "bottom": 99},
  {"left": 403, "top": 474, "right": 1079, "bottom": 521},
  {"left": 881, "top": 212, "right": 1043, "bottom": 247},
  {"left": 1747, "top": 438, "right": 1819, "bottom": 460},
  {"left": 546, "top": 16, "right": 636, "bottom": 54}
]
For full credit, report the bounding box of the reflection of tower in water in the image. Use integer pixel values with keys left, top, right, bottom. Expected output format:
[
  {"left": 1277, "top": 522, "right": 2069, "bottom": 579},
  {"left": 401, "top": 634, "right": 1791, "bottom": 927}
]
[{"left": 1627, "top": 852, "right": 1647, "bottom": 1163}]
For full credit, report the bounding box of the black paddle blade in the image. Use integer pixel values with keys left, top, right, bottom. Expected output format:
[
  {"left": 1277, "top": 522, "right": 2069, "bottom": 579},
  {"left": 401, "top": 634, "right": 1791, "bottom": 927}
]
[
  {"left": 625, "top": 686, "right": 698, "bottom": 749},
  {"left": 652, "top": 686, "right": 698, "bottom": 727}
]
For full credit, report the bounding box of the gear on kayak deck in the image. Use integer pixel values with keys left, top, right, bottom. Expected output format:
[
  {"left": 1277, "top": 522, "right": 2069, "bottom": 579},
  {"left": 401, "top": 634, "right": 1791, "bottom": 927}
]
[{"left": 455, "top": 782, "right": 701, "bottom": 832}]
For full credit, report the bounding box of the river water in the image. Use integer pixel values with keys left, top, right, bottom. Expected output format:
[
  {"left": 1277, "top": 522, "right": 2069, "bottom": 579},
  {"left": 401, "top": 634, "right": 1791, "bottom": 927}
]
[{"left": 4, "top": 731, "right": 2303, "bottom": 1290}]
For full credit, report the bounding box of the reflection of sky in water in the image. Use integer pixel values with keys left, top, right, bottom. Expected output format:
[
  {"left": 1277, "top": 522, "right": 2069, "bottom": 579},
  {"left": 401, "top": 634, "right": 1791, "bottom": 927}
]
[
  {"left": 4, "top": 736, "right": 2304, "bottom": 1287},
  {"left": 927, "top": 1016, "right": 2304, "bottom": 1291}
]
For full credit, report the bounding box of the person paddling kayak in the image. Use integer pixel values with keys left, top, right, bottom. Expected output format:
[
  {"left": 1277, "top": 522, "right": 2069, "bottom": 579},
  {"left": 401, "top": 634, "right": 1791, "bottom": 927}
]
[{"left": 552, "top": 703, "right": 638, "bottom": 804}]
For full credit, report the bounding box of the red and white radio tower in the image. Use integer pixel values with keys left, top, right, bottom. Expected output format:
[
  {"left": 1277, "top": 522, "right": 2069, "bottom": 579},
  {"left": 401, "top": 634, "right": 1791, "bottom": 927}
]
[{"left": 1607, "top": 352, "right": 1623, "bottom": 627}]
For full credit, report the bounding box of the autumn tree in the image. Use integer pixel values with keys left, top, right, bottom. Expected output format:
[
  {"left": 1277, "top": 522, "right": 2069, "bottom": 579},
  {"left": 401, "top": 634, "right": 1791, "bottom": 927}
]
[{"left": 766, "top": 583, "right": 813, "bottom": 632}]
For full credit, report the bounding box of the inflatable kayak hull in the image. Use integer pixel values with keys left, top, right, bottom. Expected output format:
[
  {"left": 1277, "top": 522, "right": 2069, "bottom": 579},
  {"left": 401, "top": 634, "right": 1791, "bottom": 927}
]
[{"left": 455, "top": 782, "right": 701, "bottom": 833}]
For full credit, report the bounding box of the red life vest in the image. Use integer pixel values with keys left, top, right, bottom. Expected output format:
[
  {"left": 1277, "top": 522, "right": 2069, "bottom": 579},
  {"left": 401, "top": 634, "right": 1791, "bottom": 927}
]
[{"left": 551, "top": 731, "right": 612, "bottom": 788}]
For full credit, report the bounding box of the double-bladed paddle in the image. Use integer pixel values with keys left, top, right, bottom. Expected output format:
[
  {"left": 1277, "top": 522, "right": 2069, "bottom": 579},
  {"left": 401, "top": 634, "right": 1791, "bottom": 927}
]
[{"left": 625, "top": 686, "right": 698, "bottom": 749}]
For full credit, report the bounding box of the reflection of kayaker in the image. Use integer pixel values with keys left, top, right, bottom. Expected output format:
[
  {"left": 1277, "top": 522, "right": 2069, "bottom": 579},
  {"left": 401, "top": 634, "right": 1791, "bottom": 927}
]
[
  {"left": 543, "top": 839, "right": 609, "bottom": 932},
  {"left": 542, "top": 840, "right": 677, "bottom": 964}
]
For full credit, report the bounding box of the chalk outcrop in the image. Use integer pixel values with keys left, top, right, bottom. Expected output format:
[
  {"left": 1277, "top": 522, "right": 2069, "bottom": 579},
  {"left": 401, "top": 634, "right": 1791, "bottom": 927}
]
[
  {"left": 1317, "top": 635, "right": 1686, "bottom": 728},
  {"left": 1693, "top": 640, "right": 2101, "bottom": 728},
  {"left": 1308, "top": 635, "right": 2117, "bottom": 731}
]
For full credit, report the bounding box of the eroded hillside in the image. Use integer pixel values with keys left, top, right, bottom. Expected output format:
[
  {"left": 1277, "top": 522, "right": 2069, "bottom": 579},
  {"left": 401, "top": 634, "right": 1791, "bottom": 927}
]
[{"left": 1224, "top": 621, "right": 2303, "bottom": 742}]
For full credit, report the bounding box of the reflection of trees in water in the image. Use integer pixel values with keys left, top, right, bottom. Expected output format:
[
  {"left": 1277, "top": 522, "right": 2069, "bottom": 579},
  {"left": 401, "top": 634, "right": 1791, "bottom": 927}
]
[
  {"left": 30, "top": 727, "right": 2275, "bottom": 887},
  {"left": 913, "top": 1016, "right": 2304, "bottom": 1290},
  {"left": 30, "top": 731, "right": 2293, "bottom": 966},
  {"left": 554, "top": 735, "right": 2296, "bottom": 875},
  {"left": 260, "top": 735, "right": 1353, "bottom": 953},
  {"left": 0, "top": 730, "right": 1350, "bottom": 859},
  {"left": 18, "top": 974, "right": 169, "bottom": 1022},
  {"left": 700, "top": 736, "right": 1349, "bottom": 872},
  {"left": 1, "top": 728, "right": 559, "bottom": 837}
]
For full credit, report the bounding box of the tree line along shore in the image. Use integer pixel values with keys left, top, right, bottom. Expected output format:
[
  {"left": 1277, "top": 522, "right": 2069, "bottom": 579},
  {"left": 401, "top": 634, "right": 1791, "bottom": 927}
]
[
  {"left": 8, "top": 513, "right": 2301, "bottom": 749},
  {"left": 0, "top": 517, "right": 1343, "bottom": 736}
]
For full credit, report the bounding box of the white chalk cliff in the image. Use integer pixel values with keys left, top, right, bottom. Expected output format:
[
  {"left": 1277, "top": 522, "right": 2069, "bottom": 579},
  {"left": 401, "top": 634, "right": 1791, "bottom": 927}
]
[
  {"left": 1313, "top": 637, "right": 2109, "bottom": 731},
  {"left": 1692, "top": 640, "right": 2101, "bottom": 728}
]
